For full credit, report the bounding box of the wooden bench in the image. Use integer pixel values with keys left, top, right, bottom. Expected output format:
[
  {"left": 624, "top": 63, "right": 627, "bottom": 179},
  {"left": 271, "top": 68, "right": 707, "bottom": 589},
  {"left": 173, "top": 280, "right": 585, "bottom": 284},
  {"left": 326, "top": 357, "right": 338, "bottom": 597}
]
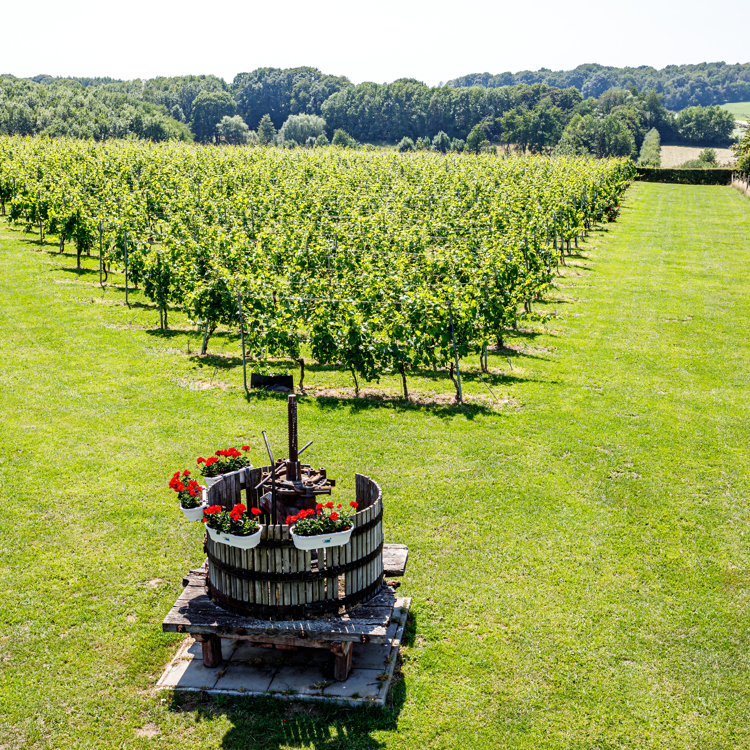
[{"left": 163, "top": 544, "right": 408, "bottom": 681}]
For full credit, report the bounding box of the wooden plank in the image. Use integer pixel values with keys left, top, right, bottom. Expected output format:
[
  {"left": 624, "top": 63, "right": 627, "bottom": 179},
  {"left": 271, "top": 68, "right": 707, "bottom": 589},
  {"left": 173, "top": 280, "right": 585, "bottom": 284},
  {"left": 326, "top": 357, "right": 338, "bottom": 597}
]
[
  {"left": 163, "top": 571, "right": 399, "bottom": 642},
  {"left": 274, "top": 525, "right": 283, "bottom": 607},
  {"left": 304, "top": 550, "right": 313, "bottom": 604},
  {"left": 382, "top": 544, "right": 408, "bottom": 577},
  {"left": 281, "top": 542, "right": 291, "bottom": 607},
  {"left": 326, "top": 546, "right": 338, "bottom": 601},
  {"left": 200, "top": 634, "right": 222, "bottom": 667},
  {"left": 252, "top": 543, "right": 262, "bottom": 605},
  {"left": 344, "top": 522, "right": 352, "bottom": 596},
  {"left": 333, "top": 641, "right": 354, "bottom": 681},
  {"left": 259, "top": 527, "right": 268, "bottom": 606},
  {"left": 228, "top": 543, "right": 236, "bottom": 602},
  {"left": 316, "top": 547, "right": 326, "bottom": 603},
  {"left": 244, "top": 546, "right": 253, "bottom": 604},
  {"left": 289, "top": 538, "right": 298, "bottom": 608}
]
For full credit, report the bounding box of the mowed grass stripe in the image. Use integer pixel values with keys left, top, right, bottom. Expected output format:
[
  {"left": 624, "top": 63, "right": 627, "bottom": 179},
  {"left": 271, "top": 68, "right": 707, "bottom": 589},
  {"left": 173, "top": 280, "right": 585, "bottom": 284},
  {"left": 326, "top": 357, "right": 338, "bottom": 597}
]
[{"left": 0, "top": 182, "right": 749, "bottom": 748}]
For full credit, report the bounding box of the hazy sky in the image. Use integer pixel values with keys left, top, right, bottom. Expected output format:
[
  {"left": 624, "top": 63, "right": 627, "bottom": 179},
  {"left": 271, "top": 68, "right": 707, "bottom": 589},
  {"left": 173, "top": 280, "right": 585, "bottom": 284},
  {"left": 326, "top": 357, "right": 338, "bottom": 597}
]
[{"left": 2, "top": 0, "right": 748, "bottom": 86}]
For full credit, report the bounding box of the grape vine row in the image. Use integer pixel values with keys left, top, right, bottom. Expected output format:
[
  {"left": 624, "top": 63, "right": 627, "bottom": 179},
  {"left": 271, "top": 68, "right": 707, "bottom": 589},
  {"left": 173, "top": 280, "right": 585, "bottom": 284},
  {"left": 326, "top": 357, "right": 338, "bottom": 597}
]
[{"left": 0, "top": 137, "right": 634, "bottom": 400}]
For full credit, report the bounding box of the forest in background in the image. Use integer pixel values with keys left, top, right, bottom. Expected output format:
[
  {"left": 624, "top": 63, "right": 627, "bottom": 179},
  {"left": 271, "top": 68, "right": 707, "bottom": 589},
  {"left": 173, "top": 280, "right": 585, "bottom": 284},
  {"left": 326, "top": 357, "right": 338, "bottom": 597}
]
[
  {"left": 0, "top": 65, "right": 741, "bottom": 158},
  {"left": 448, "top": 62, "right": 750, "bottom": 109}
]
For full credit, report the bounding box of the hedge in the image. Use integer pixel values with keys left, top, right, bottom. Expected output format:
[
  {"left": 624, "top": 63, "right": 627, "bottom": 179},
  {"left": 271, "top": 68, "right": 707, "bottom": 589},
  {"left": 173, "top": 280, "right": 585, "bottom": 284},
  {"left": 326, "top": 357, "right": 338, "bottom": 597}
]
[{"left": 635, "top": 167, "right": 734, "bottom": 185}]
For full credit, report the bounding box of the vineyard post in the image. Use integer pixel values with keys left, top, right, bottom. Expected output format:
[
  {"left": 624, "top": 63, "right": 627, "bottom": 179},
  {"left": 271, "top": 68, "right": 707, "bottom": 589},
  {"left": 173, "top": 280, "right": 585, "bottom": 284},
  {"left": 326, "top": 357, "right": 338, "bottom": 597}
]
[
  {"left": 98, "top": 222, "right": 102, "bottom": 287},
  {"left": 124, "top": 230, "right": 129, "bottom": 305},
  {"left": 448, "top": 302, "right": 463, "bottom": 405},
  {"left": 38, "top": 190, "right": 43, "bottom": 245},
  {"left": 235, "top": 283, "right": 249, "bottom": 395}
]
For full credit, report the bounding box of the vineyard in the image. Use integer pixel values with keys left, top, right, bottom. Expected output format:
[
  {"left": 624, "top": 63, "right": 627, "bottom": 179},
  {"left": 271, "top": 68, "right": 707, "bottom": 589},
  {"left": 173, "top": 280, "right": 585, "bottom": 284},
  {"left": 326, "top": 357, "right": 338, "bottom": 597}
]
[{"left": 0, "top": 137, "right": 633, "bottom": 400}]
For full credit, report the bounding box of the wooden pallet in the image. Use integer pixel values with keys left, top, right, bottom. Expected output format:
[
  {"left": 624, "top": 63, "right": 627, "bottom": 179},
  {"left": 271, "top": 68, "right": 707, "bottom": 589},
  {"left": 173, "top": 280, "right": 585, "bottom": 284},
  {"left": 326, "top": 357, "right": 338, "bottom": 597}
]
[{"left": 163, "top": 543, "right": 408, "bottom": 680}]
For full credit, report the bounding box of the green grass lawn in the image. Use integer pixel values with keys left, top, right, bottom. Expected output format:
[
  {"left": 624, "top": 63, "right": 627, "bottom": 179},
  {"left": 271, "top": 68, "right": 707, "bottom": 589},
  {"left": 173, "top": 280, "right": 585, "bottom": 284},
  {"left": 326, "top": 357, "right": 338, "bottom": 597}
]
[
  {"left": 1, "top": 182, "right": 750, "bottom": 748},
  {"left": 720, "top": 101, "right": 750, "bottom": 120}
]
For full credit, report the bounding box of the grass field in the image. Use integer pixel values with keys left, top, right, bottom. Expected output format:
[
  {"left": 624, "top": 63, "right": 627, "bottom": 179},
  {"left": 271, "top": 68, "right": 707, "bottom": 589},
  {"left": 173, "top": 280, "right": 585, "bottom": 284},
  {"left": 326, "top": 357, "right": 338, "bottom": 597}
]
[
  {"left": 720, "top": 101, "right": 750, "bottom": 120},
  {"left": 2, "top": 182, "right": 750, "bottom": 748}
]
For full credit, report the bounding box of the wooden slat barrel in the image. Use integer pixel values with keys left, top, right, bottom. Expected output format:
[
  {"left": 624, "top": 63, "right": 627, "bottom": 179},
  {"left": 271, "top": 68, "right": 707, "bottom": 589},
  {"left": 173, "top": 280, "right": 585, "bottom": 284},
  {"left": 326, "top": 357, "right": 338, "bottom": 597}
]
[{"left": 203, "top": 467, "right": 384, "bottom": 620}]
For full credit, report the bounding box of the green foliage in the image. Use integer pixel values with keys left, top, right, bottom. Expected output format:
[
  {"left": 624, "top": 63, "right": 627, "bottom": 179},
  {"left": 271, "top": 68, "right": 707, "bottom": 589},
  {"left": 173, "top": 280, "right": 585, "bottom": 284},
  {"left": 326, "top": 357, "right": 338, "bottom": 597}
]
[
  {"left": 635, "top": 167, "right": 734, "bottom": 184},
  {"left": 451, "top": 138, "right": 465, "bottom": 152},
  {"left": 0, "top": 77, "right": 191, "bottom": 141},
  {"left": 555, "top": 113, "right": 636, "bottom": 158},
  {"left": 321, "top": 79, "right": 582, "bottom": 145},
  {"left": 0, "top": 137, "right": 633, "bottom": 395},
  {"left": 496, "top": 101, "right": 565, "bottom": 153},
  {"left": 432, "top": 131, "right": 451, "bottom": 153},
  {"left": 397, "top": 137, "right": 416, "bottom": 152},
  {"left": 448, "top": 61, "right": 750, "bottom": 109},
  {"left": 216, "top": 115, "right": 252, "bottom": 145},
  {"left": 0, "top": 70, "right": 739, "bottom": 152},
  {"left": 733, "top": 127, "right": 750, "bottom": 172},
  {"left": 257, "top": 114, "right": 277, "bottom": 145},
  {"left": 232, "top": 67, "right": 351, "bottom": 130},
  {"left": 674, "top": 106, "right": 735, "bottom": 145},
  {"left": 637, "top": 128, "right": 661, "bottom": 167},
  {"left": 277, "top": 114, "right": 327, "bottom": 145},
  {"left": 465, "top": 124, "right": 489, "bottom": 154},
  {"left": 190, "top": 91, "right": 236, "bottom": 143},
  {"left": 315, "top": 132, "right": 329, "bottom": 147},
  {"left": 331, "top": 128, "right": 356, "bottom": 147},
  {"left": 140, "top": 75, "right": 230, "bottom": 123}
]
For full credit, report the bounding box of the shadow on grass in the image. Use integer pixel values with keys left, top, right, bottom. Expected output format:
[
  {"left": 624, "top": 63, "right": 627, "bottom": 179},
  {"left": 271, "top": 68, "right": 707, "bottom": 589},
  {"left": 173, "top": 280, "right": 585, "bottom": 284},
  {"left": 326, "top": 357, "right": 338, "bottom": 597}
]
[
  {"left": 59, "top": 266, "right": 101, "bottom": 277},
  {"left": 166, "top": 611, "right": 417, "bottom": 749},
  {"left": 244, "top": 389, "right": 496, "bottom": 419},
  {"left": 169, "top": 688, "right": 405, "bottom": 750}
]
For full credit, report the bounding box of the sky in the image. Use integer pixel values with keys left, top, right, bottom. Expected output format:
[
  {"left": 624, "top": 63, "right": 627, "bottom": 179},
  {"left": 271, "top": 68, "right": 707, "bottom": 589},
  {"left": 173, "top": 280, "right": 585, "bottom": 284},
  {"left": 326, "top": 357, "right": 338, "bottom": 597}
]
[{"left": 2, "top": 0, "right": 749, "bottom": 86}]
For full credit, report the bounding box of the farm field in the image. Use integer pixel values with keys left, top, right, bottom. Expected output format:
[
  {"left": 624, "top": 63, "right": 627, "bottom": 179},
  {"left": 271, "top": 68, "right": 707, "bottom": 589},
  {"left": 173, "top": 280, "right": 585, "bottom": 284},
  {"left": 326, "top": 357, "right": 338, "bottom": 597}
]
[
  {"left": 720, "top": 101, "right": 750, "bottom": 119},
  {"left": 1, "top": 182, "right": 750, "bottom": 748},
  {"left": 659, "top": 144, "right": 736, "bottom": 167}
]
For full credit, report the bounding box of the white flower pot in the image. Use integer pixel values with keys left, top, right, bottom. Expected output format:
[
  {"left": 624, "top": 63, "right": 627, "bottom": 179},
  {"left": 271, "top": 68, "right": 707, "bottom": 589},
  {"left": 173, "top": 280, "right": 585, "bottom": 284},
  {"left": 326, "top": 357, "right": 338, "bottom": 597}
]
[
  {"left": 180, "top": 504, "right": 204, "bottom": 522},
  {"left": 290, "top": 524, "right": 354, "bottom": 550},
  {"left": 203, "top": 475, "right": 223, "bottom": 489},
  {"left": 206, "top": 525, "right": 262, "bottom": 549}
]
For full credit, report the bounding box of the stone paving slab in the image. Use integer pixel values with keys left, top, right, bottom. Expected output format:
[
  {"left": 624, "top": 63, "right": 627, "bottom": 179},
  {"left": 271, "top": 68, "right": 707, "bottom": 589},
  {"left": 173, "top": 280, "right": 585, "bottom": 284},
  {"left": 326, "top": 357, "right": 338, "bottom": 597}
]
[{"left": 156, "top": 598, "right": 410, "bottom": 706}]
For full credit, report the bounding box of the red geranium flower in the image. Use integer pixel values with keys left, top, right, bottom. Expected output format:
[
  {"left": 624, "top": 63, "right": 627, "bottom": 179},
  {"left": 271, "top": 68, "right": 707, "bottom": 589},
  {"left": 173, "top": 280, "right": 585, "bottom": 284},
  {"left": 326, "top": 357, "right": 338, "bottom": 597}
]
[
  {"left": 182, "top": 470, "right": 190, "bottom": 477},
  {"left": 316, "top": 503, "right": 323, "bottom": 510},
  {"left": 330, "top": 512, "right": 339, "bottom": 521},
  {"left": 325, "top": 501, "right": 334, "bottom": 509},
  {"left": 250, "top": 507, "right": 261, "bottom": 516},
  {"left": 350, "top": 501, "right": 358, "bottom": 508},
  {"left": 242, "top": 445, "right": 250, "bottom": 451},
  {"left": 197, "top": 457, "right": 205, "bottom": 464}
]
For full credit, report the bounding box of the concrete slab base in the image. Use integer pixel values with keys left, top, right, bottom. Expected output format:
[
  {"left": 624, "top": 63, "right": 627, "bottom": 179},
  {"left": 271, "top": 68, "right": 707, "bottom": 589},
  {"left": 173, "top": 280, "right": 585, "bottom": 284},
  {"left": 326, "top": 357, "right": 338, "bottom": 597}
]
[{"left": 156, "top": 597, "right": 411, "bottom": 707}]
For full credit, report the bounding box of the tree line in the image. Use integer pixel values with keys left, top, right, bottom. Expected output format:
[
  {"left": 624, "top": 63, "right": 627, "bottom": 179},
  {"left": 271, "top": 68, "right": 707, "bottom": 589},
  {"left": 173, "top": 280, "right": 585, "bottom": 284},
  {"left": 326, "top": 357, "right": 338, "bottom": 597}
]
[
  {"left": 0, "top": 68, "right": 738, "bottom": 155},
  {"left": 448, "top": 62, "right": 750, "bottom": 110}
]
